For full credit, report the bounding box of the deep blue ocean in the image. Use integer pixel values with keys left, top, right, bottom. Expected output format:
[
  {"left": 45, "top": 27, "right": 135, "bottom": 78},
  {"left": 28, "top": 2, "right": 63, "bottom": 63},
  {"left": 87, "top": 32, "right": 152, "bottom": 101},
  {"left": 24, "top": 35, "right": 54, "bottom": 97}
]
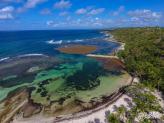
[{"left": 0, "top": 30, "right": 120, "bottom": 59}]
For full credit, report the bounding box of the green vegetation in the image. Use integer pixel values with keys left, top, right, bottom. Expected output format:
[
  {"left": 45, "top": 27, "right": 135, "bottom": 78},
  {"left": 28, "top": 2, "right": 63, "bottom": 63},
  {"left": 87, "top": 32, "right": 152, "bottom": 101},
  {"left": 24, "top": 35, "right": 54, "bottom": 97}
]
[
  {"left": 111, "top": 27, "right": 164, "bottom": 92},
  {"left": 107, "top": 83, "right": 163, "bottom": 123},
  {"left": 126, "top": 84, "right": 162, "bottom": 121},
  {"left": 108, "top": 28, "right": 164, "bottom": 123},
  {"left": 126, "top": 84, "right": 161, "bottom": 113},
  {"left": 108, "top": 113, "right": 120, "bottom": 123}
]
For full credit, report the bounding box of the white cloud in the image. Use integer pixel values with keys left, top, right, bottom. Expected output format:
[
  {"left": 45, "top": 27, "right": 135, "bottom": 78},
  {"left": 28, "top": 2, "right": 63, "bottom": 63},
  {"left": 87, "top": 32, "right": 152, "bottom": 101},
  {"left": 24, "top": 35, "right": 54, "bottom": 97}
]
[
  {"left": 46, "top": 20, "right": 54, "bottom": 26},
  {"left": 1, "top": 0, "right": 22, "bottom": 3},
  {"left": 75, "top": 7, "right": 105, "bottom": 16},
  {"left": 25, "top": 0, "right": 46, "bottom": 8},
  {"left": 46, "top": 16, "right": 113, "bottom": 29},
  {"left": 0, "top": 13, "right": 13, "bottom": 19},
  {"left": 127, "top": 9, "right": 163, "bottom": 26},
  {"left": 40, "top": 9, "right": 51, "bottom": 15},
  {"left": 130, "top": 17, "right": 139, "bottom": 22},
  {"left": 112, "top": 6, "right": 125, "bottom": 16},
  {"left": 0, "top": 6, "right": 14, "bottom": 19},
  {"left": 88, "top": 8, "right": 105, "bottom": 15},
  {"left": 59, "top": 11, "right": 68, "bottom": 16},
  {"left": 17, "top": 0, "right": 47, "bottom": 12},
  {"left": 75, "top": 8, "right": 87, "bottom": 14},
  {"left": 0, "top": 6, "right": 14, "bottom": 13},
  {"left": 128, "top": 9, "right": 162, "bottom": 22},
  {"left": 54, "top": 0, "right": 71, "bottom": 9},
  {"left": 95, "top": 17, "right": 99, "bottom": 20}
]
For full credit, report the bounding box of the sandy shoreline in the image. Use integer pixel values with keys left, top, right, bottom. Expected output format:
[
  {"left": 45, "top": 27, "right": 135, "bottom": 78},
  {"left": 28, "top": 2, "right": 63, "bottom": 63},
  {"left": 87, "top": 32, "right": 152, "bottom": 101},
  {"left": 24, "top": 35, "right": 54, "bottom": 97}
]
[
  {"left": 12, "top": 67, "right": 133, "bottom": 123},
  {"left": 104, "top": 31, "right": 125, "bottom": 51},
  {"left": 11, "top": 32, "right": 133, "bottom": 123},
  {"left": 59, "top": 94, "right": 132, "bottom": 123},
  {"left": 12, "top": 69, "right": 133, "bottom": 123},
  {"left": 12, "top": 92, "right": 133, "bottom": 123},
  {"left": 55, "top": 77, "right": 133, "bottom": 123}
]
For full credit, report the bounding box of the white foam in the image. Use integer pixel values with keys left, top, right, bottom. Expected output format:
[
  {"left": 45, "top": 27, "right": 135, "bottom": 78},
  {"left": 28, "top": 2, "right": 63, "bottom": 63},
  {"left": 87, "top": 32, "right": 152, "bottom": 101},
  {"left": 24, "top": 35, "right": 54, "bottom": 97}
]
[
  {"left": 66, "top": 39, "right": 83, "bottom": 43},
  {"left": 18, "top": 54, "right": 44, "bottom": 57},
  {"left": 67, "top": 40, "right": 71, "bottom": 43},
  {"left": 0, "top": 57, "right": 10, "bottom": 62},
  {"left": 47, "top": 40, "right": 63, "bottom": 45},
  {"left": 74, "top": 39, "right": 83, "bottom": 42},
  {"left": 105, "top": 34, "right": 109, "bottom": 37}
]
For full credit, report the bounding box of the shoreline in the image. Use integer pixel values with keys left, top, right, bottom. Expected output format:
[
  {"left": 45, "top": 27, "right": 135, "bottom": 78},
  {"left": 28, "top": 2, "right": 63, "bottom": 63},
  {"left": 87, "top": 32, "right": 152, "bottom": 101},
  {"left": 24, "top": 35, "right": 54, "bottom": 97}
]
[
  {"left": 54, "top": 77, "right": 133, "bottom": 123},
  {"left": 104, "top": 31, "right": 125, "bottom": 51},
  {"left": 12, "top": 31, "right": 134, "bottom": 123},
  {"left": 12, "top": 77, "right": 133, "bottom": 123},
  {"left": 54, "top": 32, "right": 130, "bottom": 123},
  {"left": 85, "top": 31, "right": 124, "bottom": 59},
  {"left": 1, "top": 31, "right": 132, "bottom": 123}
]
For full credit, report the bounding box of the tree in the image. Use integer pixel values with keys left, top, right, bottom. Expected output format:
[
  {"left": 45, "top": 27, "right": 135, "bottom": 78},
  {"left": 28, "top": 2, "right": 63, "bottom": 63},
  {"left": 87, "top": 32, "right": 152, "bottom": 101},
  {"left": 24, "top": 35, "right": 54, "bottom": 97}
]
[
  {"left": 117, "top": 105, "right": 126, "bottom": 121},
  {"left": 108, "top": 113, "right": 120, "bottom": 123},
  {"left": 111, "top": 27, "right": 164, "bottom": 93}
]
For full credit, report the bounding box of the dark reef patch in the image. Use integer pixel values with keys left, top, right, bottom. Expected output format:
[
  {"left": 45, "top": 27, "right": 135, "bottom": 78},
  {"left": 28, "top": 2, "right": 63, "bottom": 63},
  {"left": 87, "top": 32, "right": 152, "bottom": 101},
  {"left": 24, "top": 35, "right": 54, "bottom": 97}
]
[
  {"left": 66, "top": 60, "right": 105, "bottom": 90},
  {"left": 0, "top": 55, "right": 60, "bottom": 88}
]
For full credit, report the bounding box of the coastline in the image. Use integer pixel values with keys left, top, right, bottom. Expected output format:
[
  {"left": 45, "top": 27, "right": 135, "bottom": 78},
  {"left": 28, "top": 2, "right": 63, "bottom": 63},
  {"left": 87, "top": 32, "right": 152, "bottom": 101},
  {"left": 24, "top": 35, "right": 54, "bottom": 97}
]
[
  {"left": 1, "top": 29, "right": 163, "bottom": 123},
  {"left": 54, "top": 77, "right": 133, "bottom": 123},
  {"left": 12, "top": 77, "right": 133, "bottom": 123},
  {"left": 53, "top": 32, "right": 131, "bottom": 123},
  {"left": 104, "top": 31, "right": 125, "bottom": 51},
  {"left": 0, "top": 30, "right": 135, "bottom": 123},
  {"left": 11, "top": 31, "right": 134, "bottom": 123},
  {"left": 85, "top": 31, "right": 124, "bottom": 58}
]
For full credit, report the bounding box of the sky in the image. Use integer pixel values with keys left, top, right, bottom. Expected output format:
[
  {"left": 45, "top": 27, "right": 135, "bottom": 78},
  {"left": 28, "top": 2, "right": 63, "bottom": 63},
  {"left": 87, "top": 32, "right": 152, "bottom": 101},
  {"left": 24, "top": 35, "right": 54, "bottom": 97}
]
[{"left": 0, "top": 0, "right": 164, "bottom": 30}]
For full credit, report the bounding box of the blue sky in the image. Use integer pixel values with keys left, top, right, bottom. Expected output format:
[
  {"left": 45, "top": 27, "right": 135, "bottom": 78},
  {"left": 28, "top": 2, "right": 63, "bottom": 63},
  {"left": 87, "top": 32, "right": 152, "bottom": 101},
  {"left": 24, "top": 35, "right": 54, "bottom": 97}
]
[{"left": 0, "top": 0, "right": 164, "bottom": 30}]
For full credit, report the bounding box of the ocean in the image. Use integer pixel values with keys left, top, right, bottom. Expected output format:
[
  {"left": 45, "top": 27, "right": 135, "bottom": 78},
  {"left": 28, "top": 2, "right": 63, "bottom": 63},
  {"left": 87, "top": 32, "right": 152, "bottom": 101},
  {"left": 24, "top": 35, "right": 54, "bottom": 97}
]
[{"left": 0, "top": 30, "right": 120, "bottom": 59}]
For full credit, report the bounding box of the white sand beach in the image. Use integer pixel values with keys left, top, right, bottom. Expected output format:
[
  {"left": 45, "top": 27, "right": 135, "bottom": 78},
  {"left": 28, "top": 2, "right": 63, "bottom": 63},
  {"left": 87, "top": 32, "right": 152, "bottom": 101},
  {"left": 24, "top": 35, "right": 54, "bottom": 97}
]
[
  {"left": 59, "top": 94, "right": 132, "bottom": 123},
  {"left": 12, "top": 94, "right": 132, "bottom": 123}
]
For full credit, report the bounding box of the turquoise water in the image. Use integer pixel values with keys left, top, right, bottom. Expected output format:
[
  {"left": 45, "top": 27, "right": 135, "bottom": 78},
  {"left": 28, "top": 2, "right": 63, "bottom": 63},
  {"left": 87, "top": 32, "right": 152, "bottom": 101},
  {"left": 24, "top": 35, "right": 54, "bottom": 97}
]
[{"left": 0, "top": 30, "right": 124, "bottom": 106}]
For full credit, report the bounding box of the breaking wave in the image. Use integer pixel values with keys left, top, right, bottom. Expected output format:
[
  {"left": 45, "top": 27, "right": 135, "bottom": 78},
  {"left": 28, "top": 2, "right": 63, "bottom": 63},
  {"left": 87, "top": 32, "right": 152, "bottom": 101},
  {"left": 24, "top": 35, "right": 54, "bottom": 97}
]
[
  {"left": 47, "top": 40, "right": 63, "bottom": 45},
  {"left": 46, "top": 39, "right": 84, "bottom": 45},
  {"left": 0, "top": 57, "right": 10, "bottom": 62}
]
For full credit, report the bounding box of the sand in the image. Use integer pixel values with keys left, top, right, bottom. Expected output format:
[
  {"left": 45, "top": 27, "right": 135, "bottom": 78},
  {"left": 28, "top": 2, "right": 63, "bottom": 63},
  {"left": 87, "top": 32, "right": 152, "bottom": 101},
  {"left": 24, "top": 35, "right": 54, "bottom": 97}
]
[
  {"left": 12, "top": 94, "right": 132, "bottom": 123},
  {"left": 59, "top": 94, "right": 132, "bottom": 123}
]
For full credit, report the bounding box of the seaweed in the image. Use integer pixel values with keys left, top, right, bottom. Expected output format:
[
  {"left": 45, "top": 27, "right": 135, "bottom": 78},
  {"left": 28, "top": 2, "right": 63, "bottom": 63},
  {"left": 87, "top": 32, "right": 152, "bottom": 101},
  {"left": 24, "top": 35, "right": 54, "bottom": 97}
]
[{"left": 65, "top": 60, "right": 105, "bottom": 90}]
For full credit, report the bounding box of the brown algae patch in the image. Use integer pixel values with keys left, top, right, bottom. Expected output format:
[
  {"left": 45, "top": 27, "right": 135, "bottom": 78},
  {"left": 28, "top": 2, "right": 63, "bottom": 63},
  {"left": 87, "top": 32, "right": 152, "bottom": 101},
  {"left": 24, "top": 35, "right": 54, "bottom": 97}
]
[{"left": 56, "top": 45, "right": 98, "bottom": 54}]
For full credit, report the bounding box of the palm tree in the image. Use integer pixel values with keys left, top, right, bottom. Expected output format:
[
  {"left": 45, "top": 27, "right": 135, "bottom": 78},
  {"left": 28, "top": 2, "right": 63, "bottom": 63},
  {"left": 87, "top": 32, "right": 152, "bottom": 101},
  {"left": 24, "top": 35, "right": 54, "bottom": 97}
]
[
  {"left": 117, "top": 105, "right": 126, "bottom": 122},
  {"left": 108, "top": 113, "right": 120, "bottom": 123},
  {"left": 140, "top": 118, "right": 152, "bottom": 123}
]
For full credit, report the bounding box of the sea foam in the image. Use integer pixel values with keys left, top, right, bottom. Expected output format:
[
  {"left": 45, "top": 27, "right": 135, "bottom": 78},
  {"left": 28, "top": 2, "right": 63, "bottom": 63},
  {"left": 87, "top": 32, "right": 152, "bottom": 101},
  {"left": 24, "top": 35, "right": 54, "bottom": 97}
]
[
  {"left": 0, "top": 57, "right": 10, "bottom": 62},
  {"left": 0, "top": 54, "right": 47, "bottom": 63},
  {"left": 47, "top": 40, "right": 63, "bottom": 45},
  {"left": 18, "top": 54, "right": 44, "bottom": 58},
  {"left": 47, "top": 39, "right": 84, "bottom": 45}
]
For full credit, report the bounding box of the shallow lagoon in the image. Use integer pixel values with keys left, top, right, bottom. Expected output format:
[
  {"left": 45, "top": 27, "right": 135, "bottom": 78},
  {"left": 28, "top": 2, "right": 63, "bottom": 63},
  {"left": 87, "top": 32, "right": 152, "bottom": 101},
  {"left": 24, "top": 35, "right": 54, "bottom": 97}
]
[
  {"left": 0, "top": 30, "right": 131, "bottom": 119},
  {"left": 0, "top": 53, "right": 131, "bottom": 118}
]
